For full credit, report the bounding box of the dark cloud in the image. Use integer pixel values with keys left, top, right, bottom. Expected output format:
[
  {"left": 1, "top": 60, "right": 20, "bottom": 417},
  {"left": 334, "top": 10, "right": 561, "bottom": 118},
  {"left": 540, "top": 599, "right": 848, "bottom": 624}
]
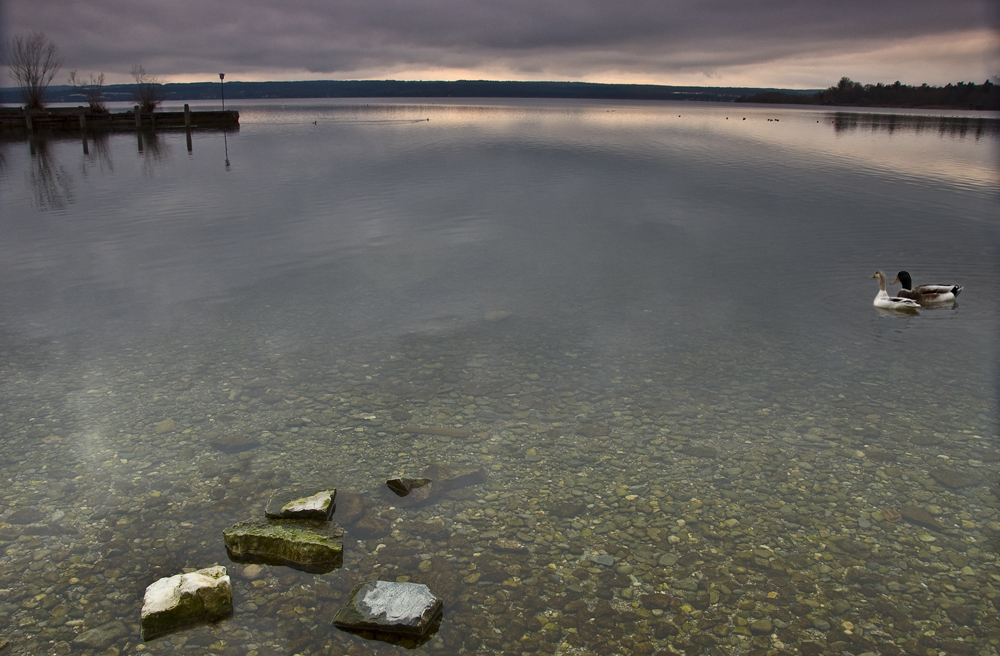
[{"left": 6, "top": 0, "right": 998, "bottom": 86}]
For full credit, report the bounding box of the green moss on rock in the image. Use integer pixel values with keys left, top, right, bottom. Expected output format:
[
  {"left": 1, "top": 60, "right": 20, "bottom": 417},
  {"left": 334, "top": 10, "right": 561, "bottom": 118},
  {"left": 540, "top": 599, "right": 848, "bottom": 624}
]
[
  {"left": 223, "top": 518, "right": 343, "bottom": 573},
  {"left": 265, "top": 488, "right": 337, "bottom": 520}
]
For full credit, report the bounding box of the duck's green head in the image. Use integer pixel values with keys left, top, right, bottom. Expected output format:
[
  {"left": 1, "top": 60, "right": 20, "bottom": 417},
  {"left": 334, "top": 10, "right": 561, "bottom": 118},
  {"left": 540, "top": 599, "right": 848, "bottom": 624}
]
[{"left": 891, "top": 271, "right": 912, "bottom": 289}]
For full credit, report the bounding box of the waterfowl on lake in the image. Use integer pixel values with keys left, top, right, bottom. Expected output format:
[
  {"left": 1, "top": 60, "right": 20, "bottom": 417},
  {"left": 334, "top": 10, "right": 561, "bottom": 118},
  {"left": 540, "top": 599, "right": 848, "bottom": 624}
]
[
  {"left": 891, "top": 271, "right": 962, "bottom": 305},
  {"left": 870, "top": 271, "right": 920, "bottom": 310}
]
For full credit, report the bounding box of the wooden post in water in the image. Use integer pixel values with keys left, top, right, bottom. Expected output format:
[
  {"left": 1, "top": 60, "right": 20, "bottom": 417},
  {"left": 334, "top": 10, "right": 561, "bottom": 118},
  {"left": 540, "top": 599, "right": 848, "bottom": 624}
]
[
  {"left": 134, "top": 105, "right": 141, "bottom": 129},
  {"left": 80, "top": 109, "right": 89, "bottom": 155},
  {"left": 24, "top": 109, "right": 33, "bottom": 132},
  {"left": 184, "top": 104, "right": 193, "bottom": 152}
]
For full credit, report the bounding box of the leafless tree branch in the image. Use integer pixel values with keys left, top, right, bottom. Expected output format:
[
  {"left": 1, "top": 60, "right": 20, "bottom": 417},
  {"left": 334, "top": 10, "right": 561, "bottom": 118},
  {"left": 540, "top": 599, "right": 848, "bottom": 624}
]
[
  {"left": 68, "top": 71, "right": 108, "bottom": 112},
  {"left": 3, "top": 32, "right": 63, "bottom": 110},
  {"left": 131, "top": 64, "right": 164, "bottom": 113}
]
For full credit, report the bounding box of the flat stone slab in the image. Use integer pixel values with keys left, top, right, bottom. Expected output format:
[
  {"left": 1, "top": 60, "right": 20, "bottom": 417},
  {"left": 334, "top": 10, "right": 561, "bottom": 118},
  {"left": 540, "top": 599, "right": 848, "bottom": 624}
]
[
  {"left": 210, "top": 434, "right": 261, "bottom": 454},
  {"left": 399, "top": 425, "right": 469, "bottom": 438},
  {"left": 386, "top": 478, "right": 432, "bottom": 500},
  {"left": 900, "top": 505, "right": 947, "bottom": 530},
  {"left": 265, "top": 488, "right": 337, "bottom": 520},
  {"left": 929, "top": 468, "right": 979, "bottom": 489},
  {"left": 140, "top": 566, "right": 232, "bottom": 640},
  {"left": 422, "top": 463, "right": 487, "bottom": 491},
  {"left": 334, "top": 581, "right": 443, "bottom": 636},
  {"left": 74, "top": 620, "right": 129, "bottom": 648},
  {"left": 223, "top": 518, "right": 343, "bottom": 573}
]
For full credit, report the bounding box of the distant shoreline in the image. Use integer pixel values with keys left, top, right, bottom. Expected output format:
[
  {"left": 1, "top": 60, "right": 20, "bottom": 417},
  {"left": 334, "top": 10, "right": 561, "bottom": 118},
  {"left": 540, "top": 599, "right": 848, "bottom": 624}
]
[
  {"left": 3, "top": 78, "right": 996, "bottom": 112},
  {"left": 2, "top": 79, "right": 818, "bottom": 106}
]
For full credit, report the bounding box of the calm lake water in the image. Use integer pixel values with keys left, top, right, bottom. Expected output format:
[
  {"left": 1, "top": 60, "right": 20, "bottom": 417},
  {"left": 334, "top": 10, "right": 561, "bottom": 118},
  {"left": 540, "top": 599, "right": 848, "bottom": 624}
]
[{"left": 1, "top": 98, "right": 998, "bottom": 655}]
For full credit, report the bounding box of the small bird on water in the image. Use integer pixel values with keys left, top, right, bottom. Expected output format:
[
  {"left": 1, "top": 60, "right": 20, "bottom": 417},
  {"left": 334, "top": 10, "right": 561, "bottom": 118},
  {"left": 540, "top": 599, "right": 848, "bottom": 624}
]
[
  {"left": 870, "top": 271, "right": 920, "bottom": 310},
  {"left": 891, "top": 271, "right": 962, "bottom": 305}
]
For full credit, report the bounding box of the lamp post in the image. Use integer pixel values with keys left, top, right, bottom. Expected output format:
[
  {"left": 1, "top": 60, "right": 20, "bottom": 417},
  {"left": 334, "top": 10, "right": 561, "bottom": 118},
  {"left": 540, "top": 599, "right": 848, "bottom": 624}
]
[{"left": 219, "top": 73, "right": 225, "bottom": 110}]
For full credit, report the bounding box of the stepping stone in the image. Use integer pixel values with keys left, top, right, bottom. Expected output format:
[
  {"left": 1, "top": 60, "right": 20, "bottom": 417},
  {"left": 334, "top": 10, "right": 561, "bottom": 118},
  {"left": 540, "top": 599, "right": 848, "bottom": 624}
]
[
  {"left": 140, "top": 566, "right": 232, "bottom": 640},
  {"left": 223, "top": 518, "right": 343, "bottom": 574},
  {"left": 334, "top": 581, "right": 443, "bottom": 636},
  {"left": 265, "top": 489, "right": 337, "bottom": 520}
]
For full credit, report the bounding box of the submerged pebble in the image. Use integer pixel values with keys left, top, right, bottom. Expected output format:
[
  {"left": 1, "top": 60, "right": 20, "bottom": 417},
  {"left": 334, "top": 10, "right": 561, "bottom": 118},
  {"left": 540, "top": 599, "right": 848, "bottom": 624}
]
[{"left": 0, "top": 208, "right": 996, "bottom": 655}]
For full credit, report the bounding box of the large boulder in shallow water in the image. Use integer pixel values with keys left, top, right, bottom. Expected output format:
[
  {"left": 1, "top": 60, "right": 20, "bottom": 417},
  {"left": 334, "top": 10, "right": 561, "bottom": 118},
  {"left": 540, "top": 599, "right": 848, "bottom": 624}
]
[
  {"left": 333, "top": 580, "right": 443, "bottom": 636},
  {"left": 265, "top": 488, "right": 337, "bottom": 520},
  {"left": 140, "top": 566, "right": 232, "bottom": 640},
  {"left": 223, "top": 518, "right": 344, "bottom": 573}
]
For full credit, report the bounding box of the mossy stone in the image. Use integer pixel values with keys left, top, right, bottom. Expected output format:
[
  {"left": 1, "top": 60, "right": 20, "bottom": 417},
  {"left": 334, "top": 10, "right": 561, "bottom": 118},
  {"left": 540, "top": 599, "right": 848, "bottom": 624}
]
[
  {"left": 265, "top": 489, "right": 337, "bottom": 520},
  {"left": 223, "top": 518, "right": 344, "bottom": 574}
]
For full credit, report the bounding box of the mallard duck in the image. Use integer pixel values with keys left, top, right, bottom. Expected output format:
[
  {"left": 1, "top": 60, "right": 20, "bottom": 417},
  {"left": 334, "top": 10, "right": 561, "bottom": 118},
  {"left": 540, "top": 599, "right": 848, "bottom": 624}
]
[
  {"left": 870, "top": 271, "right": 920, "bottom": 310},
  {"left": 891, "top": 271, "right": 962, "bottom": 305}
]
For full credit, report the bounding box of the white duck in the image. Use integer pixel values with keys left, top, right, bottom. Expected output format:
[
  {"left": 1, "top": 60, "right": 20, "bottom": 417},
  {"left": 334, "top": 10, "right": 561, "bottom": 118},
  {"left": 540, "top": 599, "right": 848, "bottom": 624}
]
[{"left": 870, "top": 270, "right": 920, "bottom": 310}]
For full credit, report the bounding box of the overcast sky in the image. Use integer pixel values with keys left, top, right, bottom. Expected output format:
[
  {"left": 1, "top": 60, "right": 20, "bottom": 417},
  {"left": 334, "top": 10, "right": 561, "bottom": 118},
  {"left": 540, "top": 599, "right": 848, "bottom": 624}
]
[{"left": 3, "top": 0, "right": 998, "bottom": 88}]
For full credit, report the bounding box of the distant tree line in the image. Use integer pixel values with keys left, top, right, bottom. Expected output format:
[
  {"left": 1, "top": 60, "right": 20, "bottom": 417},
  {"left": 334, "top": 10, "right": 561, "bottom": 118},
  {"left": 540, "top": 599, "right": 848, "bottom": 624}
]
[
  {"left": 740, "top": 77, "right": 999, "bottom": 111},
  {"left": 7, "top": 78, "right": 814, "bottom": 105}
]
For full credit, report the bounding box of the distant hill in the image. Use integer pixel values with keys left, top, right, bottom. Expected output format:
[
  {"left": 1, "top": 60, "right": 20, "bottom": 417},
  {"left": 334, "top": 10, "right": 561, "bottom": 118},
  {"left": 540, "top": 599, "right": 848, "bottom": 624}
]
[{"left": 1, "top": 79, "right": 819, "bottom": 105}]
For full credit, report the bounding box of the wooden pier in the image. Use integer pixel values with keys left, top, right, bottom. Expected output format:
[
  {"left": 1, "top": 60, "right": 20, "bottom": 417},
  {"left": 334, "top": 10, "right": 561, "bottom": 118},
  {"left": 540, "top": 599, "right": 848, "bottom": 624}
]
[{"left": 0, "top": 104, "right": 239, "bottom": 134}]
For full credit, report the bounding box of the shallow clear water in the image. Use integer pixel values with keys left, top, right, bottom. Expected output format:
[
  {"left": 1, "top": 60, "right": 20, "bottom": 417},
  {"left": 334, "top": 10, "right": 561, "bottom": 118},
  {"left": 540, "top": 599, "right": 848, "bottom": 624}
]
[{"left": 1, "top": 99, "right": 998, "bottom": 655}]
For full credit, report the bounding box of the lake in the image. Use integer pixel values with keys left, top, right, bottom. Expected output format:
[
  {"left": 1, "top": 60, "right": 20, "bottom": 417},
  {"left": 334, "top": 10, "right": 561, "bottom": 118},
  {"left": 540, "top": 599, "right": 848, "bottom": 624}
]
[{"left": 1, "top": 98, "right": 998, "bottom": 655}]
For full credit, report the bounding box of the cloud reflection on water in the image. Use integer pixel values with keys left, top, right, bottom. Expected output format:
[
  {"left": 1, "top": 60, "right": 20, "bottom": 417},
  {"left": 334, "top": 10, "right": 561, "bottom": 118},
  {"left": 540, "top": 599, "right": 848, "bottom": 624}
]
[{"left": 0, "top": 100, "right": 996, "bottom": 348}]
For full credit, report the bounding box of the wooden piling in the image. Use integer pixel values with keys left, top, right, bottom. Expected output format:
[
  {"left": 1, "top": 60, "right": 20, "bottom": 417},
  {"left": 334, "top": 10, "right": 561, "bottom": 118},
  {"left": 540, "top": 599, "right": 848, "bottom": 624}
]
[
  {"left": 80, "top": 110, "right": 89, "bottom": 155},
  {"left": 134, "top": 106, "right": 141, "bottom": 129},
  {"left": 184, "top": 104, "right": 191, "bottom": 128}
]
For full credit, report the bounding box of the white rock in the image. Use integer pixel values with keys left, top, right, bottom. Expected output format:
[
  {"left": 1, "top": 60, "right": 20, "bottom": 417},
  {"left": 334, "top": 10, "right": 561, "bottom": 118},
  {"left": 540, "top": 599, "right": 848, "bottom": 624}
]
[
  {"left": 360, "top": 580, "right": 438, "bottom": 623},
  {"left": 140, "top": 566, "right": 232, "bottom": 640},
  {"left": 283, "top": 491, "right": 331, "bottom": 513},
  {"left": 334, "top": 580, "right": 443, "bottom": 636}
]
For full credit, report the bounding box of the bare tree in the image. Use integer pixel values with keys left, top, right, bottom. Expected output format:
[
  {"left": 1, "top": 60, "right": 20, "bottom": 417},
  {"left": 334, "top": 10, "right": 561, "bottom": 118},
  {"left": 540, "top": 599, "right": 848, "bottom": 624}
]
[
  {"left": 68, "top": 71, "right": 108, "bottom": 112},
  {"left": 131, "top": 64, "right": 164, "bottom": 113},
  {"left": 2, "top": 32, "right": 63, "bottom": 110}
]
